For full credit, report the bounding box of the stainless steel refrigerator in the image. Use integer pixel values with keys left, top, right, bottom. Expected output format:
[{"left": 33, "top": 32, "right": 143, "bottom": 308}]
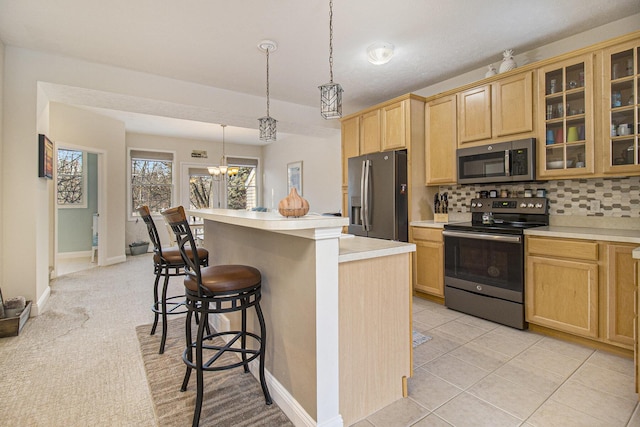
[{"left": 347, "top": 150, "right": 408, "bottom": 242}]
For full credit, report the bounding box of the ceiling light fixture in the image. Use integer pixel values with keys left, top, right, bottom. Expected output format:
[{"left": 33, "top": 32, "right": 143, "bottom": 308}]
[
  {"left": 319, "top": 0, "right": 343, "bottom": 119},
  {"left": 208, "top": 124, "right": 228, "bottom": 176},
  {"left": 367, "top": 42, "right": 395, "bottom": 65},
  {"left": 258, "top": 40, "right": 277, "bottom": 141}
]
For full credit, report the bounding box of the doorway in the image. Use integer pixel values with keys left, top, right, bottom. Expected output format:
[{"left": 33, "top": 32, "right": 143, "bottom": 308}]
[{"left": 53, "top": 144, "right": 105, "bottom": 277}]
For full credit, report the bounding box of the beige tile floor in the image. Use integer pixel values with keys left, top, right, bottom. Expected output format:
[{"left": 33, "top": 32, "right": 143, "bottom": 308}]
[{"left": 354, "top": 297, "right": 640, "bottom": 427}]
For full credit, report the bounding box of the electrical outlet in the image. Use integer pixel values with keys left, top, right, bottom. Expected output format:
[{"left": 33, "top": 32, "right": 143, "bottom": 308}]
[{"left": 589, "top": 200, "right": 601, "bottom": 212}]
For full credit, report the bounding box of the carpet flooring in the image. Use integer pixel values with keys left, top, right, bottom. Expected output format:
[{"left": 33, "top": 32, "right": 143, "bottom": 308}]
[{"left": 137, "top": 318, "right": 293, "bottom": 427}]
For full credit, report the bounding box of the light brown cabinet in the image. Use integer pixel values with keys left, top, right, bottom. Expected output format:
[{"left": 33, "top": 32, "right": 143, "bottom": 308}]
[
  {"left": 602, "top": 39, "right": 640, "bottom": 176},
  {"left": 526, "top": 236, "right": 637, "bottom": 351},
  {"left": 425, "top": 95, "right": 457, "bottom": 185},
  {"left": 360, "top": 110, "right": 382, "bottom": 154},
  {"left": 526, "top": 237, "right": 599, "bottom": 338},
  {"left": 381, "top": 101, "right": 408, "bottom": 151},
  {"left": 457, "top": 71, "right": 534, "bottom": 147},
  {"left": 537, "top": 54, "right": 594, "bottom": 178},
  {"left": 604, "top": 244, "right": 636, "bottom": 347},
  {"left": 410, "top": 227, "right": 444, "bottom": 298},
  {"left": 341, "top": 116, "right": 360, "bottom": 187}
]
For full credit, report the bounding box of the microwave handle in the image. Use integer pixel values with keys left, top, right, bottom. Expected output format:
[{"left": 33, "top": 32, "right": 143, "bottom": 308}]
[{"left": 504, "top": 150, "right": 510, "bottom": 176}]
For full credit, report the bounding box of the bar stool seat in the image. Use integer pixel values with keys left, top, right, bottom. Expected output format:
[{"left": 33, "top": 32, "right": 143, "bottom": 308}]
[{"left": 162, "top": 206, "right": 271, "bottom": 427}]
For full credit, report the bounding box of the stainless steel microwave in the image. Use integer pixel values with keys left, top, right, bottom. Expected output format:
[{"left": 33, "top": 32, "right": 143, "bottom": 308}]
[{"left": 457, "top": 138, "right": 536, "bottom": 184}]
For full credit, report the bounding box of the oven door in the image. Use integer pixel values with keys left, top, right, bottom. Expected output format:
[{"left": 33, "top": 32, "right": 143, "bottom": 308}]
[{"left": 443, "top": 229, "right": 524, "bottom": 302}]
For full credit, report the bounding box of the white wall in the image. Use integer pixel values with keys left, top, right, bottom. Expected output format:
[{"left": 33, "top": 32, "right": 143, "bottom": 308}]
[
  {"left": 415, "top": 13, "right": 640, "bottom": 99},
  {"left": 0, "top": 39, "right": 4, "bottom": 294},
  {"left": 49, "top": 102, "right": 126, "bottom": 263},
  {"left": 263, "top": 134, "right": 342, "bottom": 215}
]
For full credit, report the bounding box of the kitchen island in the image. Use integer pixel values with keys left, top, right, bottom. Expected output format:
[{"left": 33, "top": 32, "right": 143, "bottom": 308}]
[{"left": 189, "top": 209, "right": 415, "bottom": 427}]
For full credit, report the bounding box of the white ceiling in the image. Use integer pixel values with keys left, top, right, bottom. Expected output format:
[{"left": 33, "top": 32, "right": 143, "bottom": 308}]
[{"left": 1, "top": 0, "right": 638, "bottom": 144}]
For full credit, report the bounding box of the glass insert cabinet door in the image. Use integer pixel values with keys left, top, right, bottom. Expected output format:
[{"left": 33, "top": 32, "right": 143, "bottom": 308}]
[
  {"left": 603, "top": 40, "right": 639, "bottom": 174},
  {"left": 538, "top": 54, "right": 594, "bottom": 177}
]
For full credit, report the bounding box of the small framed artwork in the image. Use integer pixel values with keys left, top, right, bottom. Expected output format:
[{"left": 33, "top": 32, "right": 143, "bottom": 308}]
[
  {"left": 38, "top": 134, "right": 54, "bottom": 179},
  {"left": 287, "top": 161, "right": 303, "bottom": 195}
]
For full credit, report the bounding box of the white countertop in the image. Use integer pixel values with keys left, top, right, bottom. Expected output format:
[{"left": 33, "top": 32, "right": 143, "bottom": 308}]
[
  {"left": 525, "top": 226, "right": 640, "bottom": 244},
  {"left": 189, "top": 208, "right": 349, "bottom": 231},
  {"left": 338, "top": 235, "right": 416, "bottom": 263}
]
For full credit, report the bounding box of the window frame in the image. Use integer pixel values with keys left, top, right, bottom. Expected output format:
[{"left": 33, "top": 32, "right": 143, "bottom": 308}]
[
  {"left": 128, "top": 148, "right": 176, "bottom": 220},
  {"left": 56, "top": 147, "right": 88, "bottom": 209}
]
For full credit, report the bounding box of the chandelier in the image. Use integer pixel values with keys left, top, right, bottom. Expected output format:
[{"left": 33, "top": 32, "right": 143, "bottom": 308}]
[
  {"left": 319, "top": 0, "right": 343, "bottom": 119},
  {"left": 207, "top": 124, "right": 228, "bottom": 177},
  {"left": 258, "top": 40, "right": 277, "bottom": 141}
]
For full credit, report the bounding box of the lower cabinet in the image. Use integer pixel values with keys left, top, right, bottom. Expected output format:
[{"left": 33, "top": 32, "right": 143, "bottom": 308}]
[
  {"left": 526, "top": 236, "right": 637, "bottom": 350},
  {"left": 410, "top": 227, "right": 444, "bottom": 297}
]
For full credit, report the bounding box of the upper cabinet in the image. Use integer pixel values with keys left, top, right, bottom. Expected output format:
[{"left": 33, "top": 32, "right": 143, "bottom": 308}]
[
  {"left": 602, "top": 39, "right": 640, "bottom": 176},
  {"left": 425, "top": 95, "right": 457, "bottom": 185},
  {"left": 381, "top": 101, "right": 408, "bottom": 151},
  {"left": 457, "top": 70, "right": 535, "bottom": 147},
  {"left": 537, "top": 54, "right": 594, "bottom": 178},
  {"left": 360, "top": 109, "right": 382, "bottom": 154},
  {"left": 341, "top": 116, "right": 360, "bottom": 187}
]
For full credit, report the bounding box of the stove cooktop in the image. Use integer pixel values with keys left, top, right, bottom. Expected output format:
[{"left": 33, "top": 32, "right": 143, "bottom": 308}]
[{"left": 444, "top": 197, "right": 549, "bottom": 234}]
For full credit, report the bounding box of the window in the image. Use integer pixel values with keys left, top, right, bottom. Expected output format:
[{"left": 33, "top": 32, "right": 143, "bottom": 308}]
[
  {"left": 57, "top": 149, "right": 85, "bottom": 207},
  {"left": 226, "top": 157, "right": 258, "bottom": 210},
  {"left": 130, "top": 150, "right": 174, "bottom": 215},
  {"left": 188, "top": 167, "right": 212, "bottom": 210}
]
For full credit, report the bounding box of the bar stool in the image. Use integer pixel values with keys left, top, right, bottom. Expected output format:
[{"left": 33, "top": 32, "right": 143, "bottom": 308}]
[
  {"left": 136, "top": 206, "right": 209, "bottom": 354},
  {"left": 161, "top": 206, "right": 272, "bottom": 427}
]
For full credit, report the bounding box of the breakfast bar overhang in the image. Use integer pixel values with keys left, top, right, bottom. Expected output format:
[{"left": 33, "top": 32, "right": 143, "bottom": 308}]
[{"left": 188, "top": 209, "right": 415, "bottom": 427}]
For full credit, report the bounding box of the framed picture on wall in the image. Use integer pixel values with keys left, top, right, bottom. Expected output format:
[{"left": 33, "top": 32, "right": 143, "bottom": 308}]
[
  {"left": 38, "top": 134, "right": 54, "bottom": 179},
  {"left": 287, "top": 161, "right": 302, "bottom": 195}
]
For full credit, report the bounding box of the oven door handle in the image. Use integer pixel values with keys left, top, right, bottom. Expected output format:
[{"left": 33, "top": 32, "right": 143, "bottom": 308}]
[{"left": 443, "top": 230, "right": 522, "bottom": 243}]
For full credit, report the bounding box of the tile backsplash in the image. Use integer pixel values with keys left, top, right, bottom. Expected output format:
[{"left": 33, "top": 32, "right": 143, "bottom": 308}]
[{"left": 439, "top": 176, "right": 640, "bottom": 218}]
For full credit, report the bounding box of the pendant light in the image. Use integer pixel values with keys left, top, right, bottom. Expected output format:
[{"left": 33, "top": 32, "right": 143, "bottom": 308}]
[
  {"left": 207, "top": 124, "right": 228, "bottom": 176},
  {"left": 258, "top": 40, "right": 277, "bottom": 141},
  {"left": 319, "top": 0, "right": 343, "bottom": 119}
]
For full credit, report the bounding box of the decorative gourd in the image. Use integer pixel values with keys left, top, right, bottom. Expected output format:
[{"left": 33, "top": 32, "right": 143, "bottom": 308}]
[{"left": 278, "top": 188, "right": 309, "bottom": 217}]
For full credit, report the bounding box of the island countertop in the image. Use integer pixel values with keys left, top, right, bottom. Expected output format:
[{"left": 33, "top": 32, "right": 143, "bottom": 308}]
[{"left": 188, "top": 208, "right": 348, "bottom": 232}]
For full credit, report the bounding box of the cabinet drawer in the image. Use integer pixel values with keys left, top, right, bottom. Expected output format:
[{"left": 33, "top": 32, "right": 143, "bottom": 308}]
[
  {"left": 527, "top": 237, "right": 598, "bottom": 261},
  {"left": 411, "top": 227, "right": 442, "bottom": 242}
]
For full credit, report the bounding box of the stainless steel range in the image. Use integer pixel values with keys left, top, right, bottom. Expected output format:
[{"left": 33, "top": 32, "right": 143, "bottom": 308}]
[{"left": 442, "top": 197, "right": 549, "bottom": 329}]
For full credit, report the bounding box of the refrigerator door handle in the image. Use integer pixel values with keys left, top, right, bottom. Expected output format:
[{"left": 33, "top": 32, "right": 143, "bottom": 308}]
[
  {"left": 359, "top": 160, "right": 366, "bottom": 228},
  {"left": 363, "top": 159, "right": 371, "bottom": 230}
]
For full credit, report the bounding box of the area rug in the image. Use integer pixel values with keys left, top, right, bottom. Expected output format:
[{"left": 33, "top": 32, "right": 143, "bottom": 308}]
[
  {"left": 136, "top": 319, "right": 293, "bottom": 427},
  {"left": 412, "top": 330, "right": 432, "bottom": 348}
]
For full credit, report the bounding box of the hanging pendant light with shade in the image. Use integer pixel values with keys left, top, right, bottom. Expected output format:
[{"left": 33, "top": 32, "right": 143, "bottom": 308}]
[
  {"left": 258, "top": 40, "right": 277, "bottom": 141},
  {"left": 319, "top": 0, "right": 343, "bottom": 119}
]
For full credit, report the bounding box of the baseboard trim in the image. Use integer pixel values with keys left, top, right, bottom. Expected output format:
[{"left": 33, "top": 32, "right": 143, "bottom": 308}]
[
  {"left": 57, "top": 251, "right": 92, "bottom": 259},
  {"left": 214, "top": 313, "right": 325, "bottom": 426},
  {"left": 33, "top": 286, "right": 51, "bottom": 316}
]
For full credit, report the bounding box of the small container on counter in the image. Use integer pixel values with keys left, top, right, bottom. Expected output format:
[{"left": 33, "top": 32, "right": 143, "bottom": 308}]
[
  {"left": 536, "top": 188, "right": 546, "bottom": 198},
  {"left": 489, "top": 190, "right": 498, "bottom": 198},
  {"left": 500, "top": 189, "right": 509, "bottom": 198},
  {"left": 524, "top": 189, "right": 533, "bottom": 198}
]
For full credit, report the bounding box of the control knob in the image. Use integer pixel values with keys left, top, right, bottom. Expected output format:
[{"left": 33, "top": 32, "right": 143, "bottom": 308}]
[
  {"left": 527, "top": 203, "right": 535, "bottom": 208},
  {"left": 535, "top": 203, "right": 543, "bottom": 209},
  {"left": 471, "top": 202, "right": 476, "bottom": 208},
  {"left": 476, "top": 202, "right": 482, "bottom": 208},
  {"left": 520, "top": 203, "right": 527, "bottom": 208}
]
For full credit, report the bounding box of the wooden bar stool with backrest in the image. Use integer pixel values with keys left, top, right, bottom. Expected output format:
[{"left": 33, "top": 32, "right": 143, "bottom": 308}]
[
  {"left": 162, "top": 206, "right": 272, "bottom": 427},
  {"left": 136, "top": 205, "right": 209, "bottom": 354}
]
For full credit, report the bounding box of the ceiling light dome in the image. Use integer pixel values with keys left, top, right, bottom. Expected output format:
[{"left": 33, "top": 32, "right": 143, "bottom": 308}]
[{"left": 367, "top": 42, "right": 395, "bottom": 65}]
